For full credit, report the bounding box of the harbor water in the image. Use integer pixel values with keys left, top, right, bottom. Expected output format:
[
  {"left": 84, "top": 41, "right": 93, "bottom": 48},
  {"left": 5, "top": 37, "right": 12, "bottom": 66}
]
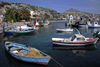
[{"left": 0, "top": 21, "right": 100, "bottom": 67}]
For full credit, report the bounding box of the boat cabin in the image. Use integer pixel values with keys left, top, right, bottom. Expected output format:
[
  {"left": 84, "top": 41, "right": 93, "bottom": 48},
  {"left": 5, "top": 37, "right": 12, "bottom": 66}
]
[
  {"left": 71, "top": 34, "right": 86, "bottom": 41},
  {"left": 93, "top": 21, "right": 99, "bottom": 26},
  {"left": 87, "top": 21, "right": 99, "bottom": 26}
]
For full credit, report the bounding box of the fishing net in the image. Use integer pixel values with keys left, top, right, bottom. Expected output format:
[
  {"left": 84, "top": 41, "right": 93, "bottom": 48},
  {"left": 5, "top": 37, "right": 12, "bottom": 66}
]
[{"left": 26, "top": 48, "right": 41, "bottom": 56}]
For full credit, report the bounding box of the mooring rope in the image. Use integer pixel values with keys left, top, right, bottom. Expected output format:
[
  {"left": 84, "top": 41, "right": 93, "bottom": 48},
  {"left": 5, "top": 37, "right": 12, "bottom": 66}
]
[{"left": 51, "top": 57, "right": 64, "bottom": 67}]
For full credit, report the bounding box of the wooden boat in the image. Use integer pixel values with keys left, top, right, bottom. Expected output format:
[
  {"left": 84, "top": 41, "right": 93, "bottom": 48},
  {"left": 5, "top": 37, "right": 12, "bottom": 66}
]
[
  {"left": 12, "top": 30, "right": 35, "bottom": 35},
  {"left": 87, "top": 21, "right": 100, "bottom": 28},
  {"left": 5, "top": 41, "right": 51, "bottom": 65},
  {"left": 52, "top": 34, "right": 99, "bottom": 46},
  {"left": 56, "top": 28, "right": 73, "bottom": 32}
]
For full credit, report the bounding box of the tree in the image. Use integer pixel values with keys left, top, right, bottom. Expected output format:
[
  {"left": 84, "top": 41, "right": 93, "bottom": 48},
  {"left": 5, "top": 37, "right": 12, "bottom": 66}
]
[
  {"left": 5, "top": 7, "right": 18, "bottom": 22},
  {"left": 5, "top": 8, "right": 12, "bottom": 21},
  {"left": 44, "top": 13, "right": 50, "bottom": 19},
  {"left": 20, "top": 8, "right": 30, "bottom": 20}
]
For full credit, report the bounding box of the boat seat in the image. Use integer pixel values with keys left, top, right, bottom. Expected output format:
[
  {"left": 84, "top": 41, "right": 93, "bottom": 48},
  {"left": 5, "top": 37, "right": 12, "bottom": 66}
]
[
  {"left": 17, "top": 52, "right": 25, "bottom": 56},
  {"left": 7, "top": 45, "right": 12, "bottom": 47}
]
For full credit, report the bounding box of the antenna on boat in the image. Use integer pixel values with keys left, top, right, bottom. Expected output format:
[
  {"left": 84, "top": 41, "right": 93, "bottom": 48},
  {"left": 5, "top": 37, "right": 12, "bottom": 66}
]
[{"left": 74, "top": 28, "right": 81, "bottom": 35}]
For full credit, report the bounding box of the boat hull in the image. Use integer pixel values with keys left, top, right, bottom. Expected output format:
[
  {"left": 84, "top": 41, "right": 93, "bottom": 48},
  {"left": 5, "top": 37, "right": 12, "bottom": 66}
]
[
  {"left": 52, "top": 41, "right": 97, "bottom": 46},
  {"left": 35, "top": 25, "right": 43, "bottom": 27},
  {"left": 88, "top": 26, "right": 100, "bottom": 28},
  {"left": 52, "top": 37, "right": 98, "bottom": 46},
  {"left": 13, "top": 30, "right": 35, "bottom": 35},
  {"left": 4, "top": 31, "right": 13, "bottom": 34},
  {"left": 7, "top": 51, "right": 50, "bottom": 65}
]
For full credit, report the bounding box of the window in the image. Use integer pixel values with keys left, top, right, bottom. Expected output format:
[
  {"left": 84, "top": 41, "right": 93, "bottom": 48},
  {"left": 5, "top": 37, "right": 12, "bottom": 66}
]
[
  {"left": 71, "top": 35, "right": 76, "bottom": 41},
  {"left": 77, "top": 38, "right": 85, "bottom": 41}
]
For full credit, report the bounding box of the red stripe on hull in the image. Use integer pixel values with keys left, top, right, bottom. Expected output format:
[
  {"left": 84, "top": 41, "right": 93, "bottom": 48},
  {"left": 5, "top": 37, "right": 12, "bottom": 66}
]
[{"left": 52, "top": 38, "right": 98, "bottom": 44}]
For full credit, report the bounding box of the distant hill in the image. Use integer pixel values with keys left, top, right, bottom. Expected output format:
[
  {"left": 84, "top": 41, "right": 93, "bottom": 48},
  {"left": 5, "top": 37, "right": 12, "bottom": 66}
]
[
  {"left": 63, "top": 8, "right": 82, "bottom": 15},
  {"left": 63, "top": 8, "right": 100, "bottom": 16}
]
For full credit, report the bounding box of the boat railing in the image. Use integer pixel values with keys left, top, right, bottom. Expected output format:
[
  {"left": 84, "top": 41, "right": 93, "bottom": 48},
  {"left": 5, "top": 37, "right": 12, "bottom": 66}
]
[{"left": 74, "top": 28, "right": 81, "bottom": 35}]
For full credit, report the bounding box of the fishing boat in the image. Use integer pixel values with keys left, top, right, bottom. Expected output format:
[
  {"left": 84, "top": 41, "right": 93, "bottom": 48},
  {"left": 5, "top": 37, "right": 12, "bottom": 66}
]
[
  {"left": 14, "top": 25, "right": 35, "bottom": 30},
  {"left": 87, "top": 21, "right": 100, "bottom": 28},
  {"left": 52, "top": 28, "right": 99, "bottom": 46},
  {"left": 3, "top": 24, "right": 35, "bottom": 34},
  {"left": 56, "top": 28, "right": 73, "bottom": 32},
  {"left": 5, "top": 41, "right": 51, "bottom": 65},
  {"left": 52, "top": 34, "right": 98, "bottom": 46}
]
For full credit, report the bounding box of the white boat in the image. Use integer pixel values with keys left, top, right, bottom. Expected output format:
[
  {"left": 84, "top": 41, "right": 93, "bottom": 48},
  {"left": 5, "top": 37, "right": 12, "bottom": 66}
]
[
  {"left": 87, "top": 21, "right": 100, "bottom": 28},
  {"left": 78, "top": 21, "right": 87, "bottom": 27},
  {"left": 52, "top": 34, "right": 99, "bottom": 46},
  {"left": 13, "top": 25, "right": 36, "bottom": 30},
  {"left": 78, "top": 24, "right": 87, "bottom": 27},
  {"left": 56, "top": 28, "right": 73, "bottom": 32},
  {"left": 5, "top": 41, "right": 51, "bottom": 65}
]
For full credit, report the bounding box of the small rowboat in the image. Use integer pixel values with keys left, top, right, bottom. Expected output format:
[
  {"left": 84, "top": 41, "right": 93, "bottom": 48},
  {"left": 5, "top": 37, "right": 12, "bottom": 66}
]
[
  {"left": 56, "top": 28, "right": 73, "bottom": 32},
  {"left": 52, "top": 34, "right": 99, "bottom": 46},
  {"left": 5, "top": 41, "right": 51, "bottom": 65}
]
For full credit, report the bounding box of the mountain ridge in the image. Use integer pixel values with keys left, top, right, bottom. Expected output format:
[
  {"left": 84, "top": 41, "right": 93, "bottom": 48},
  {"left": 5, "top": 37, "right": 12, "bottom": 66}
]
[{"left": 63, "top": 8, "right": 100, "bottom": 15}]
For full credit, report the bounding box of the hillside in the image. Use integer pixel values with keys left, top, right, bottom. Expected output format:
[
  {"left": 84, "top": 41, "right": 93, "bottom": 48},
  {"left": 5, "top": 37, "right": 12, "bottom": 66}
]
[{"left": 0, "top": 1, "right": 58, "bottom": 14}]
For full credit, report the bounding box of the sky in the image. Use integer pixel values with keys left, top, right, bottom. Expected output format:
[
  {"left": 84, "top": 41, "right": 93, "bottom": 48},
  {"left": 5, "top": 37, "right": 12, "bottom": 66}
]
[{"left": 0, "top": 0, "right": 100, "bottom": 14}]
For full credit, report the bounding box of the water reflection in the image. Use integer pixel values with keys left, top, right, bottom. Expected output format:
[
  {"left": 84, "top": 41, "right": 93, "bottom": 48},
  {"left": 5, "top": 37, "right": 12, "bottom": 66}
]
[
  {"left": 56, "top": 31, "right": 73, "bottom": 35},
  {"left": 5, "top": 50, "right": 47, "bottom": 67},
  {"left": 52, "top": 45, "right": 97, "bottom": 56}
]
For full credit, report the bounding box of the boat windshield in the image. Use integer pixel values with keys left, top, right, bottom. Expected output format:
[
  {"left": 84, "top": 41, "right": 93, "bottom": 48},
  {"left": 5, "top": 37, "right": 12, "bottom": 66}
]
[{"left": 71, "top": 35, "right": 76, "bottom": 41}]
